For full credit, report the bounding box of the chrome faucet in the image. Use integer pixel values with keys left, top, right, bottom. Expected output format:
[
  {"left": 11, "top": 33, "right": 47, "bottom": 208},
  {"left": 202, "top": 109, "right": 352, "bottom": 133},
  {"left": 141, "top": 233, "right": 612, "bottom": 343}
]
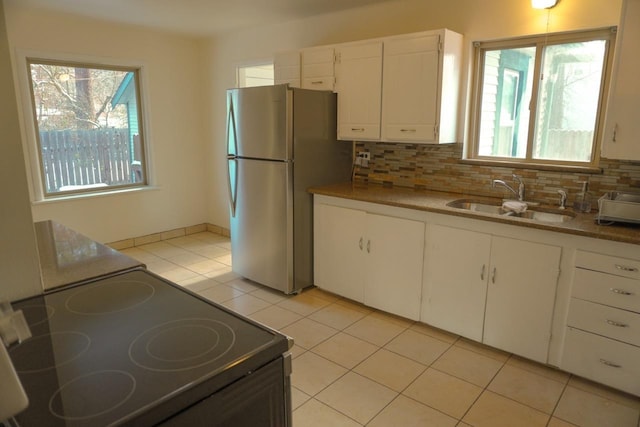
[
  {"left": 492, "top": 174, "right": 525, "bottom": 201},
  {"left": 557, "top": 189, "right": 567, "bottom": 210}
]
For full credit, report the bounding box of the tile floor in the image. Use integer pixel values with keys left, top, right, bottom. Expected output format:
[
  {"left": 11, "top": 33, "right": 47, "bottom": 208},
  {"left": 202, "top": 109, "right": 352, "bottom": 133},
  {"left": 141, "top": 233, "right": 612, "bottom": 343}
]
[{"left": 121, "top": 231, "right": 640, "bottom": 427}]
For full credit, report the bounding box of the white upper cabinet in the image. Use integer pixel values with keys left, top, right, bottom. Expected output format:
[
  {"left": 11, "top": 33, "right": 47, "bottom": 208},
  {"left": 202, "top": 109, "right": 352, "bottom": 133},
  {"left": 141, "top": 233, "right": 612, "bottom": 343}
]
[
  {"left": 602, "top": 0, "right": 640, "bottom": 160},
  {"left": 335, "top": 41, "right": 384, "bottom": 141},
  {"left": 274, "top": 51, "right": 301, "bottom": 88},
  {"left": 382, "top": 30, "right": 462, "bottom": 143},
  {"left": 301, "top": 47, "right": 335, "bottom": 91}
]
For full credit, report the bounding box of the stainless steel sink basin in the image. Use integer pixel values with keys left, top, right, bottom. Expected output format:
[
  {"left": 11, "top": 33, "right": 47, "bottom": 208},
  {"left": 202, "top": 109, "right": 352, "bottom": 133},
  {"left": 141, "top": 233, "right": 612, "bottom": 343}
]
[{"left": 446, "top": 199, "right": 575, "bottom": 223}]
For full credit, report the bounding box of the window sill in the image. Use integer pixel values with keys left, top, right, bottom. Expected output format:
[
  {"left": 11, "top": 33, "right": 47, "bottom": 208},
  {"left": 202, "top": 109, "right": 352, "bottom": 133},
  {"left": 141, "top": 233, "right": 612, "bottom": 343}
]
[
  {"left": 459, "top": 158, "right": 603, "bottom": 174},
  {"left": 32, "top": 185, "right": 161, "bottom": 205}
]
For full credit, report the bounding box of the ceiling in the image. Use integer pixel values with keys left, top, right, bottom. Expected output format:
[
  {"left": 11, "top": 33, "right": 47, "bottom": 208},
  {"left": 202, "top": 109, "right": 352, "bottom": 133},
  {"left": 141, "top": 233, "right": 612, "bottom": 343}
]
[{"left": 15, "top": 0, "right": 401, "bottom": 37}]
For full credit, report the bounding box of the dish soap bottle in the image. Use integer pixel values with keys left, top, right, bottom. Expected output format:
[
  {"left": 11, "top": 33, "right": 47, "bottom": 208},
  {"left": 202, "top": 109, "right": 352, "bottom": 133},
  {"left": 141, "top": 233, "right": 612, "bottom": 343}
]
[{"left": 573, "top": 181, "right": 592, "bottom": 213}]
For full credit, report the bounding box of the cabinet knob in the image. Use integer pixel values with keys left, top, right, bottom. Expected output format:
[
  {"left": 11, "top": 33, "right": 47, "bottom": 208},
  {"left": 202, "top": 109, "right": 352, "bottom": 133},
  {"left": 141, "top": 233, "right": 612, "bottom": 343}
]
[{"left": 610, "top": 288, "right": 634, "bottom": 296}]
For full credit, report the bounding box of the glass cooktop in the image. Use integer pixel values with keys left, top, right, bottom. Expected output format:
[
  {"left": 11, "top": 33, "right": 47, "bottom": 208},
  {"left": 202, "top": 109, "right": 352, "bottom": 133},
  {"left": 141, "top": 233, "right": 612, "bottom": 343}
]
[{"left": 9, "top": 269, "right": 288, "bottom": 426}]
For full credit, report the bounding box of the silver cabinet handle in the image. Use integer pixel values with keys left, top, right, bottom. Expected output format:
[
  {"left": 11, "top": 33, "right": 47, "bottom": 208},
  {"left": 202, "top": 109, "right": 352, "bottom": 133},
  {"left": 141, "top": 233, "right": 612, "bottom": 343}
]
[
  {"left": 610, "top": 288, "right": 634, "bottom": 296},
  {"left": 351, "top": 128, "right": 365, "bottom": 132},
  {"left": 400, "top": 129, "right": 417, "bottom": 133},
  {"left": 359, "top": 237, "right": 363, "bottom": 251},
  {"left": 491, "top": 267, "right": 496, "bottom": 284},
  {"left": 311, "top": 80, "right": 324, "bottom": 85},
  {"left": 606, "top": 319, "right": 629, "bottom": 328},
  {"left": 599, "top": 359, "right": 622, "bottom": 368},
  {"left": 366, "top": 240, "right": 371, "bottom": 253},
  {"left": 615, "top": 264, "right": 638, "bottom": 273},
  {"left": 480, "top": 265, "right": 486, "bottom": 281}
]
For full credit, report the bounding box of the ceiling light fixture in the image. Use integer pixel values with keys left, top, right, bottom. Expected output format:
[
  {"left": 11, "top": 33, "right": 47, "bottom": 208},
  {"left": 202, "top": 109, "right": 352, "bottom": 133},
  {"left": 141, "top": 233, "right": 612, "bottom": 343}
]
[{"left": 531, "top": 0, "right": 558, "bottom": 9}]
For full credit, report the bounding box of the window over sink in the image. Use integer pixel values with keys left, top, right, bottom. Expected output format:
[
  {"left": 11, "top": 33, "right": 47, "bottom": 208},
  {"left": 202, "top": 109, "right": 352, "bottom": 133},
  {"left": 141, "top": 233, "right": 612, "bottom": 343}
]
[{"left": 468, "top": 28, "right": 616, "bottom": 168}]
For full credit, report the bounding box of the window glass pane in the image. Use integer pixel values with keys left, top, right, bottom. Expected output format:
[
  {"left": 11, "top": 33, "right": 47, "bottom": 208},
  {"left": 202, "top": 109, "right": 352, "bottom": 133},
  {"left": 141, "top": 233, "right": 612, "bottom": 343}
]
[
  {"left": 533, "top": 40, "right": 606, "bottom": 162},
  {"left": 237, "top": 64, "right": 274, "bottom": 88},
  {"left": 28, "top": 62, "right": 145, "bottom": 195},
  {"left": 477, "top": 47, "right": 535, "bottom": 159}
]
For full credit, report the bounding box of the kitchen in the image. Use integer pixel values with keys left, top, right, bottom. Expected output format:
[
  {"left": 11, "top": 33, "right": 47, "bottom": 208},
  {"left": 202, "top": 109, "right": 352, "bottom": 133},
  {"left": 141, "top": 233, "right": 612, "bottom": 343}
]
[{"left": 2, "top": 0, "right": 640, "bottom": 425}]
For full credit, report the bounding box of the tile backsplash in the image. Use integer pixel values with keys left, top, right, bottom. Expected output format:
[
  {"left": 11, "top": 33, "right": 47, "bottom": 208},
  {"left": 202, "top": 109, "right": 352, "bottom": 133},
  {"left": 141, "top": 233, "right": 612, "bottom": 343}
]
[{"left": 354, "top": 142, "right": 640, "bottom": 206}]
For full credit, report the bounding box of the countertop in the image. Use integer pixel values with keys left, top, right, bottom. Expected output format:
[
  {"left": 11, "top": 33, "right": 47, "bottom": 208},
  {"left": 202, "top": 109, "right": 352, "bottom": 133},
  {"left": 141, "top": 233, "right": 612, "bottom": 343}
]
[
  {"left": 309, "top": 182, "right": 640, "bottom": 245},
  {"left": 35, "top": 220, "right": 144, "bottom": 291}
]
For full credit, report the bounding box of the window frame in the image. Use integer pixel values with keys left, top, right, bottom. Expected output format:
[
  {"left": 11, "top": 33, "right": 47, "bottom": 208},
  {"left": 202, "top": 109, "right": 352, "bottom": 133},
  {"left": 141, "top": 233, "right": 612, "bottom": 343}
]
[
  {"left": 16, "top": 51, "right": 152, "bottom": 201},
  {"left": 468, "top": 27, "right": 617, "bottom": 169}
]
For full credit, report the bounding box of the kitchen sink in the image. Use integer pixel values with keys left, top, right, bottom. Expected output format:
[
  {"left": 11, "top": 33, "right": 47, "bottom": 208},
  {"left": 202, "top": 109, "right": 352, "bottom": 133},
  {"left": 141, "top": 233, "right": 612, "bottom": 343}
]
[{"left": 446, "top": 199, "right": 575, "bottom": 223}]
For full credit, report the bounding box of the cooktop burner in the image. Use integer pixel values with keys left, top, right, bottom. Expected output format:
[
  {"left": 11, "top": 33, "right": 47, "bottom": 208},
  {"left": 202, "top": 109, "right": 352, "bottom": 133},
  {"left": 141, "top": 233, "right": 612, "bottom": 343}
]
[{"left": 9, "top": 269, "right": 289, "bottom": 426}]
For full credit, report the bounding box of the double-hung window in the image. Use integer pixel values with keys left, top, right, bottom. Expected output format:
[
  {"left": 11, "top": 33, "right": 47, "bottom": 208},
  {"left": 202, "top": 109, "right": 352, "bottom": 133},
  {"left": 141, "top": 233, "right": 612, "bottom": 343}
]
[
  {"left": 26, "top": 59, "right": 147, "bottom": 197},
  {"left": 469, "top": 28, "right": 616, "bottom": 167}
]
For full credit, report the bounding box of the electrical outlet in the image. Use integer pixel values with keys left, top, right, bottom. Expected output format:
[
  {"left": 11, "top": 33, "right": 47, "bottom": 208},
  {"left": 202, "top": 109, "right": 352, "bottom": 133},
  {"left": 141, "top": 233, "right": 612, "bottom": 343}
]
[{"left": 357, "top": 151, "right": 370, "bottom": 161}]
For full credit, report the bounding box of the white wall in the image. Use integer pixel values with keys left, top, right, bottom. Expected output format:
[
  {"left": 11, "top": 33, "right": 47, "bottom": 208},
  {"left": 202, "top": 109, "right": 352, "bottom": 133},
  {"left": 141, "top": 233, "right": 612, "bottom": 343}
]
[
  {"left": 0, "top": 0, "right": 42, "bottom": 301},
  {"left": 4, "top": 2, "right": 208, "bottom": 243},
  {"left": 204, "top": 0, "right": 623, "bottom": 229}
]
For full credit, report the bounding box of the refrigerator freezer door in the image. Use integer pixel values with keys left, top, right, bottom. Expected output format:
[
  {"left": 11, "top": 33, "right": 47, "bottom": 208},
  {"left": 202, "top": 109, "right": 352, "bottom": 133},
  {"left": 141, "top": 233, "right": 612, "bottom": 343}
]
[
  {"left": 230, "top": 158, "right": 293, "bottom": 293},
  {"left": 227, "top": 85, "right": 291, "bottom": 161}
]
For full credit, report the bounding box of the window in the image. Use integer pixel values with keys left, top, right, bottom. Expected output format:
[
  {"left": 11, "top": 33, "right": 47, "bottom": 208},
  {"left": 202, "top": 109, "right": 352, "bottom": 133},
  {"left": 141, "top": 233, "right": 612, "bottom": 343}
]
[
  {"left": 26, "top": 59, "right": 147, "bottom": 197},
  {"left": 469, "top": 28, "right": 616, "bottom": 167},
  {"left": 236, "top": 63, "right": 274, "bottom": 88}
]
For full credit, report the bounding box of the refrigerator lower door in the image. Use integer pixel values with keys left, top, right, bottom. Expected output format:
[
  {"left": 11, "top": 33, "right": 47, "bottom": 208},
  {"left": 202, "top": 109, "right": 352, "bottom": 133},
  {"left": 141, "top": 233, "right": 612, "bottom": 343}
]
[{"left": 230, "top": 158, "right": 293, "bottom": 293}]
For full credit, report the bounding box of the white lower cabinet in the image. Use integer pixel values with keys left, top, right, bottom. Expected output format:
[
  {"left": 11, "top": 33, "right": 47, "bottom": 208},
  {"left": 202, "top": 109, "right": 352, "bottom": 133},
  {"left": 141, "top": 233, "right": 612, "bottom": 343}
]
[
  {"left": 314, "top": 202, "right": 424, "bottom": 320},
  {"left": 422, "top": 224, "right": 561, "bottom": 363}
]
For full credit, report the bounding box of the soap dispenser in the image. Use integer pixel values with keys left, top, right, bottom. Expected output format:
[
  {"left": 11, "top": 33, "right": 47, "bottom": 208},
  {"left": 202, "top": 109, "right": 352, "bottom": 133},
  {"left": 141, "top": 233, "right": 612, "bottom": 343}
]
[{"left": 573, "top": 181, "right": 592, "bottom": 213}]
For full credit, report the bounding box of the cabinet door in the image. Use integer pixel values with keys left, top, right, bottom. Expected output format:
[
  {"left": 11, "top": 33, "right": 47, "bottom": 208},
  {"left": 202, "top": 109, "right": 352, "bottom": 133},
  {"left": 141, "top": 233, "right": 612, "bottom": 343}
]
[
  {"left": 483, "top": 237, "right": 561, "bottom": 363},
  {"left": 602, "top": 0, "right": 640, "bottom": 160},
  {"left": 382, "top": 35, "right": 439, "bottom": 143},
  {"left": 335, "top": 42, "right": 383, "bottom": 141},
  {"left": 302, "top": 47, "right": 335, "bottom": 91},
  {"left": 421, "top": 224, "right": 491, "bottom": 341},
  {"left": 313, "top": 204, "right": 365, "bottom": 302},
  {"left": 274, "top": 51, "right": 300, "bottom": 88},
  {"left": 364, "top": 214, "right": 425, "bottom": 320}
]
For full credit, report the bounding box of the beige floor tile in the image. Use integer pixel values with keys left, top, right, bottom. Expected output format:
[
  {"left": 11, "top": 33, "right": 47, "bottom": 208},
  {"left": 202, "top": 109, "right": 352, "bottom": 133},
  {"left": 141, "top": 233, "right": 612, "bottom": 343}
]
[
  {"left": 197, "top": 245, "right": 230, "bottom": 259},
  {"left": 384, "top": 329, "right": 451, "bottom": 365},
  {"left": 120, "top": 247, "right": 163, "bottom": 264},
  {"left": 354, "top": 349, "right": 425, "bottom": 392},
  {"left": 344, "top": 313, "right": 407, "bottom": 346},
  {"left": 248, "top": 305, "right": 302, "bottom": 330},
  {"left": 158, "top": 267, "right": 200, "bottom": 282},
  {"left": 334, "top": 298, "right": 374, "bottom": 314},
  {"left": 316, "top": 372, "right": 397, "bottom": 425},
  {"left": 403, "top": 368, "right": 482, "bottom": 419},
  {"left": 293, "top": 399, "right": 361, "bottom": 427},
  {"left": 554, "top": 386, "right": 640, "bottom": 427},
  {"left": 311, "top": 332, "right": 378, "bottom": 369},
  {"left": 165, "top": 252, "right": 209, "bottom": 267},
  {"left": 250, "top": 287, "right": 289, "bottom": 304},
  {"left": 203, "top": 267, "right": 235, "bottom": 281},
  {"left": 291, "top": 386, "right": 311, "bottom": 410},
  {"left": 308, "top": 302, "right": 368, "bottom": 331},
  {"left": 277, "top": 292, "right": 332, "bottom": 316},
  {"left": 290, "top": 344, "right": 306, "bottom": 359},
  {"left": 146, "top": 258, "right": 180, "bottom": 274},
  {"left": 221, "top": 293, "right": 271, "bottom": 315},
  {"left": 507, "top": 355, "right": 570, "bottom": 384},
  {"left": 223, "top": 277, "right": 263, "bottom": 293},
  {"left": 548, "top": 417, "right": 578, "bottom": 427},
  {"left": 280, "top": 318, "right": 338, "bottom": 350},
  {"left": 463, "top": 390, "right": 549, "bottom": 427},
  {"left": 180, "top": 276, "right": 219, "bottom": 292},
  {"left": 213, "top": 253, "right": 232, "bottom": 266},
  {"left": 567, "top": 376, "right": 640, "bottom": 410},
  {"left": 368, "top": 395, "right": 457, "bottom": 427},
  {"left": 488, "top": 364, "right": 565, "bottom": 414},
  {"left": 196, "top": 283, "right": 244, "bottom": 303},
  {"left": 410, "top": 322, "right": 459, "bottom": 344},
  {"left": 368, "top": 310, "right": 414, "bottom": 328},
  {"left": 291, "top": 352, "right": 347, "bottom": 396},
  {"left": 455, "top": 338, "right": 510, "bottom": 362},
  {"left": 138, "top": 241, "right": 189, "bottom": 258},
  {"left": 432, "top": 345, "right": 504, "bottom": 387},
  {"left": 303, "top": 287, "right": 341, "bottom": 303},
  {"left": 187, "top": 259, "right": 229, "bottom": 275}
]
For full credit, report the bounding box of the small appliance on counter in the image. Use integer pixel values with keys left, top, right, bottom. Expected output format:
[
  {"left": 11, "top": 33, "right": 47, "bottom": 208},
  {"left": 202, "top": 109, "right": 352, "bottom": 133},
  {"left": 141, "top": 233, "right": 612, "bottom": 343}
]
[
  {"left": 226, "top": 84, "right": 352, "bottom": 294},
  {"left": 597, "top": 191, "right": 640, "bottom": 225},
  {"left": 7, "top": 269, "right": 293, "bottom": 426}
]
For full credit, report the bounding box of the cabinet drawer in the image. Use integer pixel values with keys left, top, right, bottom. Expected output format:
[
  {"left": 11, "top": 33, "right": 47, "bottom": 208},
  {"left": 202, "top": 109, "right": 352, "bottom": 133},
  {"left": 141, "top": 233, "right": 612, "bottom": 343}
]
[
  {"left": 562, "top": 327, "right": 640, "bottom": 396},
  {"left": 575, "top": 250, "right": 640, "bottom": 280},
  {"left": 303, "top": 62, "right": 334, "bottom": 78},
  {"left": 567, "top": 298, "right": 640, "bottom": 346},
  {"left": 384, "top": 124, "right": 435, "bottom": 142},
  {"left": 572, "top": 268, "right": 640, "bottom": 313},
  {"left": 338, "top": 123, "right": 379, "bottom": 140},
  {"left": 302, "top": 77, "right": 334, "bottom": 91}
]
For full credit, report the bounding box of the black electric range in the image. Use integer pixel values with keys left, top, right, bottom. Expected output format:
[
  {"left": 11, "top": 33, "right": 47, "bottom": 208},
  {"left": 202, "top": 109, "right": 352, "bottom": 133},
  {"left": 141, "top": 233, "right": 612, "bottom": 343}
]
[{"left": 8, "top": 269, "right": 292, "bottom": 426}]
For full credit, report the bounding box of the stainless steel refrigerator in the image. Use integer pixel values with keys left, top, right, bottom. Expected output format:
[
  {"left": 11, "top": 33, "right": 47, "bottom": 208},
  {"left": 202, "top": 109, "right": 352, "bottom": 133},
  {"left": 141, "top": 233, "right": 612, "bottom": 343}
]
[{"left": 226, "top": 84, "right": 352, "bottom": 294}]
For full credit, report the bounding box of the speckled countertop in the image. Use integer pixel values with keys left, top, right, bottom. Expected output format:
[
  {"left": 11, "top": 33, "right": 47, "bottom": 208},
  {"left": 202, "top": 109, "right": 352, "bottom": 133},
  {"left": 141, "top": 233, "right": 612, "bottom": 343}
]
[
  {"left": 35, "top": 220, "right": 144, "bottom": 291},
  {"left": 309, "top": 182, "right": 640, "bottom": 245}
]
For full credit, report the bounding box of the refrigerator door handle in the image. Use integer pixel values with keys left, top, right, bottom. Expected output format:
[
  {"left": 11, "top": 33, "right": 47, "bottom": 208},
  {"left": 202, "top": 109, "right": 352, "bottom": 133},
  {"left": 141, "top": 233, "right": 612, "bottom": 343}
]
[
  {"left": 227, "top": 91, "right": 239, "bottom": 157},
  {"left": 227, "top": 158, "right": 238, "bottom": 218}
]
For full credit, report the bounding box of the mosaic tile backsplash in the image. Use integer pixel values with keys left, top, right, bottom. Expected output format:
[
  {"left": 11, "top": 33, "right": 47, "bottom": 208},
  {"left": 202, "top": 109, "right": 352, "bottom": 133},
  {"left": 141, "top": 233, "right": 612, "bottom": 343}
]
[{"left": 353, "top": 142, "right": 640, "bottom": 207}]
